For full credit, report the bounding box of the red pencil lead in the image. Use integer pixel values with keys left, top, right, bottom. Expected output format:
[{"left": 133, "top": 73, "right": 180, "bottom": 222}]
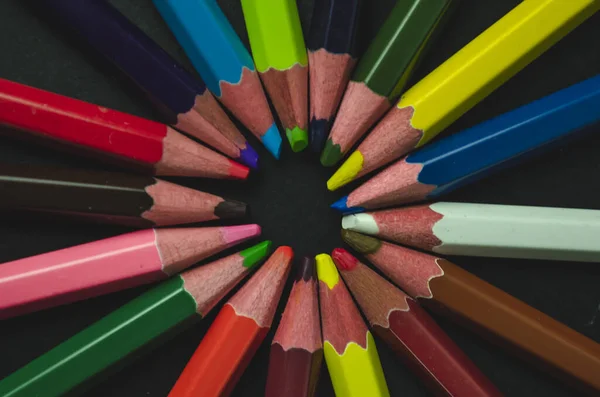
[{"left": 331, "top": 248, "right": 358, "bottom": 271}]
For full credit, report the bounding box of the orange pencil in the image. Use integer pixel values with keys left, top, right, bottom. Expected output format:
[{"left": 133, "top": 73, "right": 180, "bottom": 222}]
[{"left": 167, "top": 246, "right": 293, "bottom": 397}]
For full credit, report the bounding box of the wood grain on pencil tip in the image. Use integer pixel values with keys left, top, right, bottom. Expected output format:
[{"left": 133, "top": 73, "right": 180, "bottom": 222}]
[
  {"left": 0, "top": 225, "right": 260, "bottom": 319},
  {"left": 0, "top": 243, "right": 270, "bottom": 397},
  {"left": 332, "top": 248, "right": 502, "bottom": 397},
  {"left": 0, "top": 164, "right": 246, "bottom": 227},
  {"left": 315, "top": 253, "right": 390, "bottom": 397},
  {"left": 0, "top": 78, "right": 249, "bottom": 179},
  {"left": 322, "top": 0, "right": 452, "bottom": 166},
  {"left": 35, "top": 0, "right": 259, "bottom": 169},
  {"left": 266, "top": 257, "right": 323, "bottom": 397},
  {"left": 342, "top": 231, "right": 600, "bottom": 393},
  {"left": 241, "top": 0, "right": 309, "bottom": 153},
  {"left": 328, "top": 0, "right": 600, "bottom": 190},
  {"left": 152, "top": 0, "right": 282, "bottom": 159},
  {"left": 168, "top": 246, "right": 293, "bottom": 397},
  {"left": 307, "top": 0, "right": 359, "bottom": 153}
]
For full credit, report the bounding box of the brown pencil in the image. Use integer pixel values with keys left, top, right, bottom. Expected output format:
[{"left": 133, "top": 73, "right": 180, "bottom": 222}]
[
  {"left": 265, "top": 257, "right": 323, "bottom": 397},
  {"left": 342, "top": 230, "right": 600, "bottom": 393}
]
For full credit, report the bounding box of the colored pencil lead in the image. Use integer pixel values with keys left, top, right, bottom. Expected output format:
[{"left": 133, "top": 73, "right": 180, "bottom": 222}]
[
  {"left": 0, "top": 242, "right": 271, "bottom": 397},
  {"left": 328, "top": 0, "right": 600, "bottom": 190}
]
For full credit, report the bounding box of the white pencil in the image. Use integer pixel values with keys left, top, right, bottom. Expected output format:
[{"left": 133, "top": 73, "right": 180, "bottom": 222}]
[{"left": 342, "top": 202, "right": 600, "bottom": 262}]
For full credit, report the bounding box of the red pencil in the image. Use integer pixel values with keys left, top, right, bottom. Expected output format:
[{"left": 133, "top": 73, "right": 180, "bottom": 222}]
[
  {"left": 265, "top": 256, "right": 323, "bottom": 397},
  {"left": 0, "top": 78, "right": 248, "bottom": 179},
  {"left": 0, "top": 225, "right": 261, "bottom": 319},
  {"left": 168, "top": 246, "right": 293, "bottom": 397},
  {"left": 332, "top": 248, "right": 502, "bottom": 397}
]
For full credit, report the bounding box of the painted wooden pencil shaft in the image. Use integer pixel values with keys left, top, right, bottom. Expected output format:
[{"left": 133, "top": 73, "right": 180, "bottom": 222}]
[
  {"left": 328, "top": 0, "right": 600, "bottom": 190},
  {"left": 307, "top": 0, "right": 359, "bottom": 152},
  {"left": 0, "top": 242, "right": 271, "bottom": 397},
  {"left": 342, "top": 232, "right": 600, "bottom": 393},
  {"left": 36, "top": 0, "right": 259, "bottom": 168},
  {"left": 344, "top": 203, "right": 600, "bottom": 262},
  {"left": 152, "top": 0, "right": 282, "bottom": 158},
  {"left": 241, "top": 0, "right": 309, "bottom": 152},
  {"left": 322, "top": 0, "right": 452, "bottom": 166}
]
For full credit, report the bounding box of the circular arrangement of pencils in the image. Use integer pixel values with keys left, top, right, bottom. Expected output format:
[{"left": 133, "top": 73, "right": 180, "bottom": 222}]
[{"left": 1, "top": 1, "right": 600, "bottom": 397}]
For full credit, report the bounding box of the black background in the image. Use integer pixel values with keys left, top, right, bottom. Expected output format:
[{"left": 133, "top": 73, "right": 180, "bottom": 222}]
[{"left": 1, "top": 1, "right": 600, "bottom": 396}]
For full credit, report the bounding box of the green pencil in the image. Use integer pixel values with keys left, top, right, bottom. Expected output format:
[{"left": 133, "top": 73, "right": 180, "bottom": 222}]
[
  {"left": 0, "top": 241, "right": 272, "bottom": 397},
  {"left": 321, "top": 0, "right": 454, "bottom": 166},
  {"left": 241, "top": 0, "right": 309, "bottom": 153}
]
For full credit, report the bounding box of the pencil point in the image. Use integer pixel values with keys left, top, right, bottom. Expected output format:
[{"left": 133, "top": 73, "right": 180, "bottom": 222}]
[
  {"left": 310, "top": 119, "right": 328, "bottom": 153},
  {"left": 327, "top": 151, "right": 364, "bottom": 190},
  {"left": 263, "top": 123, "right": 283, "bottom": 159},
  {"left": 214, "top": 199, "right": 248, "bottom": 219},
  {"left": 228, "top": 160, "right": 250, "bottom": 180},
  {"left": 222, "top": 224, "right": 262, "bottom": 245},
  {"left": 320, "top": 139, "right": 342, "bottom": 167},
  {"left": 276, "top": 246, "right": 295, "bottom": 259},
  {"left": 240, "top": 240, "right": 272, "bottom": 269},
  {"left": 331, "top": 248, "right": 358, "bottom": 271},
  {"left": 331, "top": 197, "right": 365, "bottom": 214},
  {"left": 341, "top": 230, "right": 382, "bottom": 254},
  {"left": 342, "top": 214, "right": 379, "bottom": 234},
  {"left": 286, "top": 126, "right": 308, "bottom": 152},
  {"left": 297, "top": 256, "right": 316, "bottom": 282},
  {"left": 239, "top": 144, "right": 260, "bottom": 169},
  {"left": 315, "top": 254, "right": 339, "bottom": 289}
]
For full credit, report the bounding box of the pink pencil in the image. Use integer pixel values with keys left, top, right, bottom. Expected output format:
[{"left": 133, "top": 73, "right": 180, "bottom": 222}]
[{"left": 0, "top": 225, "right": 260, "bottom": 319}]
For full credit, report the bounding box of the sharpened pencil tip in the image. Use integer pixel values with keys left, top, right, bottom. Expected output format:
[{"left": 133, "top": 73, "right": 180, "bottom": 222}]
[
  {"left": 341, "top": 230, "right": 382, "bottom": 254},
  {"left": 331, "top": 197, "right": 365, "bottom": 215},
  {"left": 315, "top": 254, "right": 339, "bottom": 289},
  {"left": 310, "top": 119, "right": 328, "bottom": 153},
  {"left": 286, "top": 126, "right": 308, "bottom": 152},
  {"left": 223, "top": 224, "right": 261, "bottom": 245},
  {"left": 320, "top": 139, "right": 342, "bottom": 167},
  {"left": 228, "top": 160, "right": 250, "bottom": 180},
  {"left": 327, "top": 151, "right": 364, "bottom": 190},
  {"left": 262, "top": 123, "right": 283, "bottom": 159},
  {"left": 332, "top": 248, "right": 358, "bottom": 271},
  {"left": 239, "top": 144, "right": 260, "bottom": 169},
  {"left": 241, "top": 240, "right": 272, "bottom": 269},
  {"left": 297, "top": 257, "right": 316, "bottom": 282},
  {"left": 214, "top": 199, "right": 247, "bottom": 219}
]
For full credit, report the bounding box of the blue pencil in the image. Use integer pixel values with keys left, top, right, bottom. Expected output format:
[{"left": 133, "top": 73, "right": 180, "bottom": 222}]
[
  {"left": 152, "top": 0, "right": 283, "bottom": 159},
  {"left": 37, "top": 0, "right": 258, "bottom": 168},
  {"left": 332, "top": 74, "right": 600, "bottom": 214}
]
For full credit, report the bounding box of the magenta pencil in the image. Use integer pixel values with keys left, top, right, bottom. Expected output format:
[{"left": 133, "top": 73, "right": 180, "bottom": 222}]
[{"left": 0, "top": 224, "right": 261, "bottom": 319}]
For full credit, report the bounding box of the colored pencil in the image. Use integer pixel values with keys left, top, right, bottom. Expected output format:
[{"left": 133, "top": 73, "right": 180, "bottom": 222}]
[
  {"left": 0, "top": 224, "right": 261, "bottom": 319},
  {"left": 321, "top": 0, "right": 452, "bottom": 166},
  {"left": 0, "top": 242, "right": 271, "bottom": 397},
  {"left": 328, "top": 0, "right": 600, "bottom": 190},
  {"left": 315, "top": 253, "right": 390, "bottom": 397},
  {"left": 0, "top": 78, "right": 249, "bottom": 179},
  {"left": 36, "top": 0, "right": 259, "bottom": 169},
  {"left": 0, "top": 164, "right": 246, "bottom": 227},
  {"left": 167, "top": 246, "right": 293, "bottom": 397},
  {"left": 265, "top": 257, "right": 323, "bottom": 397},
  {"left": 332, "top": 74, "right": 600, "bottom": 211},
  {"left": 152, "top": 0, "right": 282, "bottom": 159},
  {"left": 342, "top": 231, "right": 600, "bottom": 393},
  {"left": 343, "top": 203, "right": 600, "bottom": 262},
  {"left": 241, "top": 0, "right": 309, "bottom": 152},
  {"left": 331, "top": 248, "right": 501, "bottom": 397},
  {"left": 307, "top": 0, "right": 360, "bottom": 153}
]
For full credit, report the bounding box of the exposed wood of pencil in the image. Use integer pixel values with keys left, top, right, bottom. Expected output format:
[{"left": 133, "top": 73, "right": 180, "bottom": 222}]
[
  {"left": 343, "top": 230, "right": 600, "bottom": 393},
  {"left": 261, "top": 65, "right": 308, "bottom": 133},
  {"left": 333, "top": 248, "right": 501, "bottom": 397},
  {"left": 266, "top": 257, "right": 323, "bottom": 397}
]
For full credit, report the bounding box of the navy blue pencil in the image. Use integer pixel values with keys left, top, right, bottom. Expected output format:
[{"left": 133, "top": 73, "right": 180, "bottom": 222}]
[
  {"left": 307, "top": 0, "right": 360, "bottom": 153},
  {"left": 37, "top": 0, "right": 258, "bottom": 168},
  {"left": 332, "top": 74, "right": 600, "bottom": 213}
]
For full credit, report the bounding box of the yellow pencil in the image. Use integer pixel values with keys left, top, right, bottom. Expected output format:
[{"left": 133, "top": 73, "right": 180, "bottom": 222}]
[
  {"left": 315, "top": 254, "right": 390, "bottom": 397},
  {"left": 328, "top": 0, "right": 600, "bottom": 191},
  {"left": 241, "top": 0, "right": 309, "bottom": 152}
]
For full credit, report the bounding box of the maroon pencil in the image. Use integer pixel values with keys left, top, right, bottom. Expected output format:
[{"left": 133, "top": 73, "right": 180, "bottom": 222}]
[
  {"left": 265, "top": 257, "right": 323, "bottom": 397},
  {"left": 332, "top": 248, "right": 502, "bottom": 397}
]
